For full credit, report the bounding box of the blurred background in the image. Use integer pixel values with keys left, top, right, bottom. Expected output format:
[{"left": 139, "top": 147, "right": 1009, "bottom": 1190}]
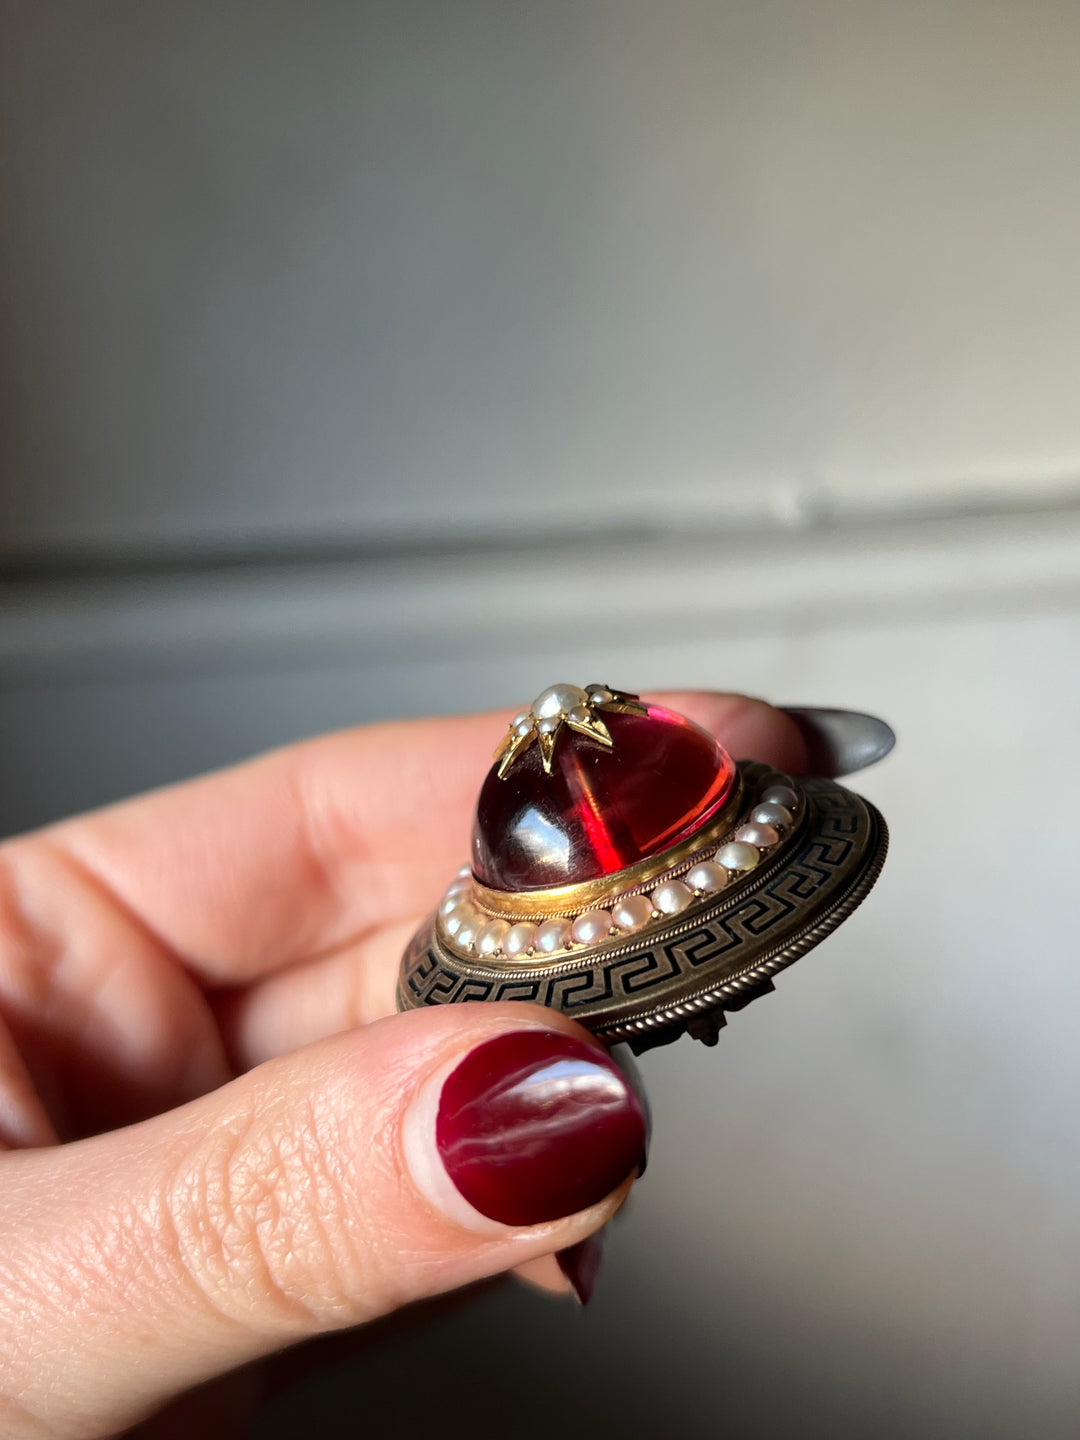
[{"left": 2, "top": 2, "right": 1080, "bottom": 1436}]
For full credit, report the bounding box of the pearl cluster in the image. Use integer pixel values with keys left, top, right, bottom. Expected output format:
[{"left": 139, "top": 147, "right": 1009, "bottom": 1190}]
[
  {"left": 439, "top": 772, "right": 800, "bottom": 961},
  {"left": 494, "top": 682, "right": 643, "bottom": 779}
]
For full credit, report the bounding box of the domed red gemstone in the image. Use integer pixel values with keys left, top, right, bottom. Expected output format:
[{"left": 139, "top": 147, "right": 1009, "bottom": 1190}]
[{"left": 472, "top": 703, "right": 736, "bottom": 891}]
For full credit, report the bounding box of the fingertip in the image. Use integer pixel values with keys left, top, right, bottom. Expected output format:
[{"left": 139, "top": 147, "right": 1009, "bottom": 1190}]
[
  {"left": 556, "top": 1229, "right": 606, "bottom": 1306},
  {"left": 512, "top": 1251, "right": 577, "bottom": 1298},
  {"left": 0, "top": 1001, "right": 634, "bottom": 1439},
  {"left": 512, "top": 1230, "right": 608, "bottom": 1307},
  {"left": 648, "top": 691, "right": 811, "bottom": 774}
]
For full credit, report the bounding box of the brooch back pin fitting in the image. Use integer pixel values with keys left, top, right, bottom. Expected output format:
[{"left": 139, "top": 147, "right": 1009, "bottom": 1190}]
[{"left": 397, "top": 684, "right": 888, "bottom": 1054}]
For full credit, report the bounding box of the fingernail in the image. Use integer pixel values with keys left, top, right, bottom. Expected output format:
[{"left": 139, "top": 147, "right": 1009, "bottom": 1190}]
[
  {"left": 435, "top": 1031, "right": 647, "bottom": 1227},
  {"left": 780, "top": 707, "right": 895, "bottom": 777},
  {"left": 608, "top": 1043, "right": 650, "bottom": 1176},
  {"left": 557, "top": 1229, "right": 606, "bottom": 1306}
]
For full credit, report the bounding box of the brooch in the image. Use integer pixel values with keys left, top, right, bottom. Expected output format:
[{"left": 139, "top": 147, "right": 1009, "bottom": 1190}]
[{"left": 397, "top": 684, "right": 888, "bottom": 1053}]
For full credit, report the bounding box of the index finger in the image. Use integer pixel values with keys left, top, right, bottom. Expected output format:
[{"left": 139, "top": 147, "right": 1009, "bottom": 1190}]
[{"left": 23, "top": 692, "right": 809, "bottom": 986}]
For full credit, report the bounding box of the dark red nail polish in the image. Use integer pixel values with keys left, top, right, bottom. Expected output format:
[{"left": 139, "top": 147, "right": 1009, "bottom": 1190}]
[
  {"left": 435, "top": 1031, "right": 647, "bottom": 1226},
  {"left": 557, "top": 1229, "right": 606, "bottom": 1306},
  {"left": 608, "top": 1043, "right": 651, "bottom": 1175}
]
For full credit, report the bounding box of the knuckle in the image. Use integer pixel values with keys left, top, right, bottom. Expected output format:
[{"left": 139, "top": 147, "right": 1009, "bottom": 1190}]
[{"left": 165, "top": 1093, "right": 367, "bottom": 1331}]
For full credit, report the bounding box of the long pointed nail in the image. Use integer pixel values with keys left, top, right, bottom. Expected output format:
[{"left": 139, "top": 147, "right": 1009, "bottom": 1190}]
[
  {"left": 556, "top": 1229, "right": 606, "bottom": 1306},
  {"left": 781, "top": 707, "right": 895, "bottom": 778}
]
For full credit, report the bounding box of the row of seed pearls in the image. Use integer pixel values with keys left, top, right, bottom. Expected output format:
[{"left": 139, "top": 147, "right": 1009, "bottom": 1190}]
[{"left": 439, "top": 774, "right": 799, "bottom": 960}]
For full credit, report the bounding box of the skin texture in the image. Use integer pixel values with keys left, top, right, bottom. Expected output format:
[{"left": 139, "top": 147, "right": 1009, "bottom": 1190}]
[{"left": 0, "top": 692, "right": 809, "bottom": 1439}]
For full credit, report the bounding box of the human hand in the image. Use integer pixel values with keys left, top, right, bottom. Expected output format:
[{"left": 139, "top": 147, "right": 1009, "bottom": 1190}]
[{"left": 0, "top": 692, "right": 811, "bottom": 1438}]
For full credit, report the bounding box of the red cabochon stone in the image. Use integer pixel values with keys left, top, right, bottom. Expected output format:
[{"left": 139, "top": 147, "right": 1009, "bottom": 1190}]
[{"left": 472, "top": 703, "right": 736, "bottom": 891}]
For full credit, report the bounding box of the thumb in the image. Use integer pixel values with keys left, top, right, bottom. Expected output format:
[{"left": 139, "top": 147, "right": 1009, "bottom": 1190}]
[{"left": 0, "top": 1005, "right": 645, "bottom": 1440}]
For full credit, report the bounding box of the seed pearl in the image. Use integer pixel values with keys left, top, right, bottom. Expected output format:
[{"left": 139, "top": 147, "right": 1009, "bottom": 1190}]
[
  {"left": 587, "top": 685, "right": 613, "bottom": 704},
  {"left": 476, "top": 918, "right": 511, "bottom": 956},
  {"left": 456, "top": 863, "right": 471, "bottom": 878},
  {"left": 651, "top": 880, "right": 693, "bottom": 915},
  {"left": 685, "top": 861, "right": 729, "bottom": 893},
  {"left": 511, "top": 711, "right": 530, "bottom": 728},
  {"left": 443, "top": 904, "right": 477, "bottom": 938},
  {"left": 514, "top": 719, "right": 534, "bottom": 737},
  {"left": 571, "top": 909, "right": 614, "bottom": 945},
  {"left": 536, "top": 716, "right": 560, "bottom": 736},
  {"left": 612, "top": 894, "right": 654, "bottom": 931},
  {"left": 760, "top": 784, "right": 798, "bottom": 809},
  {"left": 735, "top": 822, "right": 780, "bottom": 848},
  {"left": 532, "top": 683, "right": 589, "bottom": 720},
  {"left": 567, "top": 705, "right": 591, "bottom": 726},
  {"left": 503, "top": 921, "right": 538, "bottom": 957},
  {"left": 455, "top": 915, "right": 481, "bottom": 949},
  {"left": 751, "top": 802, "right": 792, "bottom": 828},
  {"left": 440, "top": 893, "right": 467, "bottom": 917},
  {"left": 534, "top": 917, "right": 573, "bottom": 954},
  {"left": 715, "top": 841, "right": 761, "bottom": 873}
]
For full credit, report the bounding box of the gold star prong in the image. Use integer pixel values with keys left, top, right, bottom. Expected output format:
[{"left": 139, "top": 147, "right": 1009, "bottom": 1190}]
[
  {"left": 537, "top": 727, "right": 558, "bottom": 774},
  {"left": 567, "top": 713, "right": 613, "bottom": 747},
  {"left": 600, "top": 696, "right": 648, "bottom": 718},
  {"left": 585, "top": 684, "right": 648, "bottom": 720},
  {"left": 496, "top": 728, "right": 536, "bottom": 779}
]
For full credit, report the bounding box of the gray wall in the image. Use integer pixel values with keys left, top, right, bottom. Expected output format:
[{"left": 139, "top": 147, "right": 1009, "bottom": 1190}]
[
  {"left": 3, "top": 4, "right": 1080, "bottom": 1438},
  {"left": 5, "top": 0, "right": 1080, "bottom": 557}
]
